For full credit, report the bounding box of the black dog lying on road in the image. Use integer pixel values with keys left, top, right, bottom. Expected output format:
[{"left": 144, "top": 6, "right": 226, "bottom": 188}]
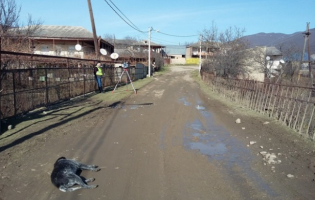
[{"left": 51, "top": 157, "right": 100, "bottom": 192}]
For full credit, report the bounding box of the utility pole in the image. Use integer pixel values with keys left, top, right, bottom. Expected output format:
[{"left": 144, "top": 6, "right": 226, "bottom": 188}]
[
  {"left": 87, "top": 0, "right": 99, "bottom": 59},
  {"left": 148, "top": 27, "right": 152, "bottom": 77},
  {"left": 306, "top": 23, "right": 312, "bottom": 85},
  {"left": 0, "top": 37, "right": 2, "bottom": 134},
  {"left": 301, "top": 22, "right": 312, "bottom": 85},
  {"left": 199, "top": 35, "right": 202, "bottom": 74}
]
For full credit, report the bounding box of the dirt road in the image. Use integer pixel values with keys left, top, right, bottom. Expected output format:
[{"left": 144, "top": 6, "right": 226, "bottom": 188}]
[{"left": 1, "top": 65, "right": 315, "bottom": 200}]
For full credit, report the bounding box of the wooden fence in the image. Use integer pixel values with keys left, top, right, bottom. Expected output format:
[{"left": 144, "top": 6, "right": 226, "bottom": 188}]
[{"left": 201, "top": 71, "right": 315, "bottom": 140}]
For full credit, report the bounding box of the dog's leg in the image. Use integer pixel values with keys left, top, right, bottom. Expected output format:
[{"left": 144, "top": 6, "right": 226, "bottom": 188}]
[
  {"left": 85, "top": 178, "right": 95, "bottom": 183},
  {"left": 59, "top": 174, "right": 98, "bottom": 192},
  {"left": 59, "top": 185, "right": 83, "bottom": 192},
  {"left": 79, "top": 164, "right": 100, "bottom": 172},
  {"left": 75, "top": 175, "right": 98, "bottom": 190},
  {"left": 60, "top": 184, "right": 98, "bottom": 192}
]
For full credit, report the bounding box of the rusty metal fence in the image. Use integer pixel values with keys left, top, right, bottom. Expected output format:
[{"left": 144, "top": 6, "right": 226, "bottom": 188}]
[
  {"left": 201, "top": 71, "right": 315, "bottom": 140},
  {"left": 0, "top": 51, "right": 148, "bottom": 120}
]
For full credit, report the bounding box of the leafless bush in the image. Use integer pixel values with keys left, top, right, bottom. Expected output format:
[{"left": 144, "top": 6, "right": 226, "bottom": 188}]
[
  {"left": 201, "top": 23, "right": 250, "bottom": 78},
  {"left": 0, "top": 0, "right": 42, "bottom": 53},
  {"left": 201, "top": 59, "right": 215, "bottom": 73},
  {"left": 153, "top": 53, "right": 163, "bottom": 71}
]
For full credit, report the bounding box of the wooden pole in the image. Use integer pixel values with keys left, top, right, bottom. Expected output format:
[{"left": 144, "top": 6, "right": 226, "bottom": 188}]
[{"left": 87, "top": 0, "right": 99, "bottom": 59}]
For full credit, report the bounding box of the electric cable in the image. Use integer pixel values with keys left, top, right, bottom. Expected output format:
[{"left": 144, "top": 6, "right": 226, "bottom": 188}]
[
  {"left": 102, "top": 0, "right": 197, "bottom": 43},
  {"left": 107, "top": 0, "right": 145, "bottom": 33},
  {"left": 156, "top": 31, "right": 198, "bottom": 38},
  {"left": 151, "top": 36, "right": 185, "bottom": 45},
  {"left": 103, "top": 0, "right": 147, "bottom": 33}
]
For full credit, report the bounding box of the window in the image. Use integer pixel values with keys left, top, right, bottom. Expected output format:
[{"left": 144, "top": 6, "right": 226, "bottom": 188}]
[
  {"left": 68, "top": 46, "right": 75, "bottom": 56},
  {"left": 41, "top": 46, "right": 49, "bottom": 55},
  {"left": 55, "top": 45, "right": 62, "bottom": 56}
]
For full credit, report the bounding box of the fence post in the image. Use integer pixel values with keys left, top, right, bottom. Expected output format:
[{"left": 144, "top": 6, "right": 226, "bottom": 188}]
[
  {"left": 84, "top": 67, "right": 86, "bottom": 96},
  {"left": 279, "top": 87, "right": 290, "bottom": 122},
  {"left": 67, "top": 59, "right": 71, "bottom": 99},
  {"left": 254, "top": 82, "right": 263, "bottom": 111},
  {"left": 271, "top": 86, "right": 283, "bottom": 119},
  {"left": 283, "top": 87, "right": 295, "bottom": 125},
  {"left": 270, "top": 85, "right": 280, "bottom": 118},
  {"left": 299, "top": 91, "right": 312, "bottom": 135},
  {"left": 45, "top": 68, "right": 48, "bottom": 105},
  {"left": 12, "top": 71, "right": 17, "bottom": 116},
  {"left": 288, "top": 89, "right": 300, "bottom": 128},
  {"left": 266, "top": 84, "right": 275, "bottom": 116},
  {"left": 261, "top": 83, "right": 269, "bottom": 112},
  {"left": 249, "top": 81, "right": 257, "bottom": 110},
  {"left": 293, "top": 95, "right": 305, "bottom": 131},
  {"left": 243, "top": 80, "right": 249, "bottom": 105},
  {"left": 306, "top": 105, "right": 315, "bottom": 137},
  {"left": 262, "top": 84, "right": 272, "bottom": 115}
]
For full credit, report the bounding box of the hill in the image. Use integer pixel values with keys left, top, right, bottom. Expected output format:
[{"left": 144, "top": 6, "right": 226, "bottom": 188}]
[{"left": 242, "top": 28, "right": 315, "bottom": 53}]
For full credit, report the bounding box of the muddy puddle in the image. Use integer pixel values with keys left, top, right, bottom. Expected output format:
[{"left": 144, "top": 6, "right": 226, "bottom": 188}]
[{"left": 181, "top": 97, "right": 278, "bottom": 197}]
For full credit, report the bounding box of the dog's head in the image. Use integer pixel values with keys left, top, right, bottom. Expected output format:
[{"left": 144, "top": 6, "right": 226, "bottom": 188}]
[
  {"left": 54, "top": 157, "right": 66, "bottom": 166},
  {"left": 57, "top": 156, "right": 66, "bottom": 161}
]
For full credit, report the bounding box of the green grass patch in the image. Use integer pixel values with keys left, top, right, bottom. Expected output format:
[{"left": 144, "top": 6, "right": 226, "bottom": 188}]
[
  {"left": 154, "top": 65, "right": 171, "bottom": 75},
  {"left": 91, "top": 77, "right": 154, "bottom": 103},
  {"left": 0, "top": 76, "right": 155, "bottom": 142}
]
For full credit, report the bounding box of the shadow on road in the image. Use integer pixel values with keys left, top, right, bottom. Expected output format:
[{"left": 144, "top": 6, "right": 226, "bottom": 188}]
[{"left": 0, "top": 98, "right": 124, "bottom": 153}]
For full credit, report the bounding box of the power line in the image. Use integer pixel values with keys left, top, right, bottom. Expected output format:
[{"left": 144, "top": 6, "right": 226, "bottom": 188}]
[
  {"left": 157, "top": 31, "right": 198, "bottom": 38},
  {"left": 103, "top": 0, "right": 147, "bottom": 33},
  {"left": 102, "top": 0, "right": 198, "bottom": 42},
  {"left": 107, "top": 0, "right": 145, "bottom": 33},
  {"left": 150, "top": 36, "right": 188, "bottom": 45}
]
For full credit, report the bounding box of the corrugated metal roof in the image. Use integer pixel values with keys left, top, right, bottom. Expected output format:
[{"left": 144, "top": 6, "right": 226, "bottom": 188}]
[
  {"left": 114, "top": 48, "right": 147, "bottom": 58},
  {"left": 115, "top": 49, "right": 134, "bottom": 57},
  {"left": 163, "top": 45, "right": 186, "bottom": 55},
  {"left": 114, "top": 39, "right": 164, "bottom": 47},
  {"left": 29, "top": 25, "right": 94, "bottom": 38}
]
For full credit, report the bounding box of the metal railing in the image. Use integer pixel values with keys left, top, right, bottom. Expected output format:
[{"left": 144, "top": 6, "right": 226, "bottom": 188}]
[{"left": 0, "top": 51, "right": 148, "bottom": 120}]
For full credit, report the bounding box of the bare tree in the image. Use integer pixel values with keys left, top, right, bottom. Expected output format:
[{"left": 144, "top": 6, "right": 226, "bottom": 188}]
[
  {"left": 0, "top": 0, "right": 42, "bottom": 52},
  {"left": 103, "top": 33, "right": 115, "bottom": 45},
  {"left": 0, "top": 0, "right": 20, "bottom": 34},
  {"left": 0, "top": 0, "right": 42, "bottom": 132},
  {"left": 249, "top": 46, "right": 267, "bottom": 73},
  {"left": 153, "top": 53, "right": 163, "bottom": 71},
  {"left": 201, "top": 23, "right": 250, "bottom": 78},
  {"left": 279, "top": 44, "right": 303, "bottom": 83},
  {"left": 123, "top": 36, "right": 137, "bottom": 46}
]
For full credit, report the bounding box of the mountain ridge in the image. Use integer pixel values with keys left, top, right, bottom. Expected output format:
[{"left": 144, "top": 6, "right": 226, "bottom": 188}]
[{"left": 242, "top": 28, "right": 315, "bottom": 53}]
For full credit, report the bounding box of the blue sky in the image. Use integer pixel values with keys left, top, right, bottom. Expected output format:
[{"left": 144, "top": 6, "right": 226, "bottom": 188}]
[{"left": 15, "top": 0, "right": 315, "bottom": 45}]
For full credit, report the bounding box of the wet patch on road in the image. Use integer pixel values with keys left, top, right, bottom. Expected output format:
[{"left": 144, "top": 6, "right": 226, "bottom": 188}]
[
  {"left": 195, "top": 105, "right": 205, "bottom": 110},
  {"left": 182, "top": 102, "right": 278, "bottom": 198},
  {"left": 179, "top": 97, "right": 191, "bottom": 106}
]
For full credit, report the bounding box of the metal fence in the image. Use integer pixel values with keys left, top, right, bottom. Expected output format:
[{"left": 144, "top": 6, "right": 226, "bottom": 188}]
[
  {"left": 201, "top": 71, "right": 315, "bottom": 140},
  {"left": 0, "top": 51, "right": 148, "bottom": 120}
]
